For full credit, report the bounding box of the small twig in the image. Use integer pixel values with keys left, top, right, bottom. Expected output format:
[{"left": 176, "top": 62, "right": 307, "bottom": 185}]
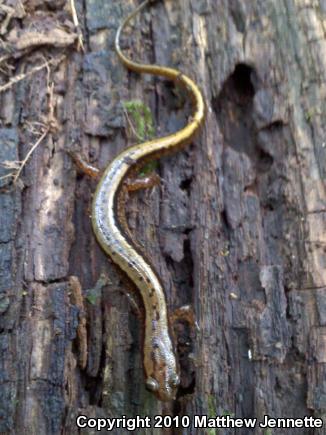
[
  {"left": 1, "top": 12, "right": 13, "bottom": 36},
  {"left": 0, "top": 47, "right": 62, "bottom": 184},
  {"left": 13, "top": 126, "right": 50, "bottom": 183},
  {"left": 0, "top": 55, "right": 65, "bottom": 94},
  {"left": 47, "top": 81, "right": 55, "bottom": 120},
  {"left": 70, "top": 0, "right": 84, "bottom": 52},
  {"left": 25, "top": 120, "right": 47, "bottom": 131},
  {"left": 1, "top": 160, "right": 21, "bottom": 170},
  {"left": 10, "top": 77, "right": 58, "bottom": 183},
  {"left": 0, "top": 65, "right": 10, "bottom": 75},
  {"left": 0, "top": 54, "right": 12, "bottom": 66},
  {"left": 0, "top": 172, "right": 15, "bottom": 181},
  {"left": 0, "top": 160, "right": 20, "bottom": 182}
]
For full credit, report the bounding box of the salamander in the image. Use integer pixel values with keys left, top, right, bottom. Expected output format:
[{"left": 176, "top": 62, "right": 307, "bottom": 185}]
[{"left": 92, "top": 0, "right": 205, "bottom": 401}]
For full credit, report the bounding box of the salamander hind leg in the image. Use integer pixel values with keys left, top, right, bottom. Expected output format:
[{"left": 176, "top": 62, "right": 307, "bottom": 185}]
[
  {"left": 170, "top": 304, "right": 200, "bottom": 333},
  {"left": 68, "top": 150, "right": 102, "bottom": 180}
]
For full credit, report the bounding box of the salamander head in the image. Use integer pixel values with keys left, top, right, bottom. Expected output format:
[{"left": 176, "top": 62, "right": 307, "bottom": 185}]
[
  {"left": 145, "top": 336, "right": 180, "bottom": 401},
  {"left": 145, "top": 370, "right": 180, "bottom": 401}
]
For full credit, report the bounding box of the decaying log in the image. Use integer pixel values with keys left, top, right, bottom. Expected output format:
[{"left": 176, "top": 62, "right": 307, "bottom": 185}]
[{"left": 0, "top": 0, "right": 325, "bottom": 433}]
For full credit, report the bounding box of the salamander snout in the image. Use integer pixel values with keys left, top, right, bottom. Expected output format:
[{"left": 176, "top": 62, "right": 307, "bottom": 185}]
[{"left": 145, "top": 372, "right": 180, "bottom": 401}]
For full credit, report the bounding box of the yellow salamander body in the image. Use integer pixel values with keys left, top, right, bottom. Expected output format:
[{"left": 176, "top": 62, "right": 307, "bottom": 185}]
[{"left": 92, "top": 0, "right": 205, "bottom": 401}]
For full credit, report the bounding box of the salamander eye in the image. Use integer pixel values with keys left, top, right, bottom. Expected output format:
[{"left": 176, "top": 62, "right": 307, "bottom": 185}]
[
  {"left": 170, "top": 374, "right": 180, "bottom": 388},
  {"left": 146, "top": 377, "right": 159, "bottom": 392}
]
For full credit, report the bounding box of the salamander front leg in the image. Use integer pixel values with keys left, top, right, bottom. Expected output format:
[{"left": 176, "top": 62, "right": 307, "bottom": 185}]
[
  {"left": 124, "top": 172, "right": 161, "bottom": 192},
  {"left": 68, "top": 150, "right": 101, "bottom": 180}
]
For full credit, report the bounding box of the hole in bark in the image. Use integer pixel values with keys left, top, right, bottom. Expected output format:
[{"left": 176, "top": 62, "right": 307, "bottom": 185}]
[
  {"left": 179, "top": 177, "right": 192, "bottom": 192},
  {"left": 231, "top": 63, "right": 255, "bottom": 102},
  {"left": 178, "top": 377, "right": 196, "bottom": 397},
  {"left": 257, "top": 148, "right": 274, "bottom": 172},
  {"left": 86, "top": 377, "right": 103, "bottom": 406},
  {"left": 214, "top": 63, "right": 276, "bottom": 176},
  {"left": 263, "top": 202, "right": 275, "bottom": 211},
  {"left": 213, "top": 63, "right": 256, "bottom": 157},
  {"left": 263, "top": 120, "right": 284, "bottom": 131},
  {"left": 76, "top": 172, "right": 84, "bottom": 181},
  {"left": 173, "top": 315, "right": 196, "bottom": 400},
  {"left": 183, "top": 227, "right": 193, "bottom": 236},
  {"left": 221, "top": 209, "right": 231, "bottom": 230}
]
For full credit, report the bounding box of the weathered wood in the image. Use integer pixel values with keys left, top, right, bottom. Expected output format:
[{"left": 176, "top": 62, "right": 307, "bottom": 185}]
[{"left": 0, "top": 0, "right": 325, "bottom": 433}]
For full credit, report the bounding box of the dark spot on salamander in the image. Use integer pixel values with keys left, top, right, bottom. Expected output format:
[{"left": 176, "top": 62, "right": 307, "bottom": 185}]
[
  {"left": 146, "top": 278, "right": 151, "bottom": 284},
  {"left": 128, "top": 262, "right": 133, "bottom": 268},
  {"left": 139, "top": 276, "right": 144, "bottom": 281},
  {"left": 156, "top": 311, "right": 160, "bottom": 321},
  {"left": 153, "top": 343, "right": 159, "bottom": 349},
  {"left": 123, "top": 156, "right": 135, "bottom": 165}
]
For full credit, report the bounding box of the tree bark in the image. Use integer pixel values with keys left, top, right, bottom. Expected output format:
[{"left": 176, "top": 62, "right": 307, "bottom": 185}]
[{"left": 0, "top": 0, "right": 325, "bottom": 434}]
